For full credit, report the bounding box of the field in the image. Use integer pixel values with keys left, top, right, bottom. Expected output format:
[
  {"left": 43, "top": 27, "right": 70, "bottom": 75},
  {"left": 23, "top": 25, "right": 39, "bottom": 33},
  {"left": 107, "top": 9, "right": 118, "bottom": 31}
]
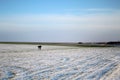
[{"left": 0, "top": 44, "right": 120, "bottom": 80}]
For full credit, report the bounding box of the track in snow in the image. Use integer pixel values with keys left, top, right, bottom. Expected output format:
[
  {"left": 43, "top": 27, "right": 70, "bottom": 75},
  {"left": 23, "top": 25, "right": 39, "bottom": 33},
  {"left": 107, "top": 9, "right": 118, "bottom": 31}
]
[{"left": 0, "top": 44, "right": 120, "bottom": 80}]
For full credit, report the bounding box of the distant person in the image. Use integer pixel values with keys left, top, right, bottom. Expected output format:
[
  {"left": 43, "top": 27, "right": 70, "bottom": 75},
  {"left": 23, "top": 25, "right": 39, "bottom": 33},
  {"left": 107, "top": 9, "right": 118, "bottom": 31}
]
[{"left": 38, "top": 45, "right": 42, "bottom": 50}]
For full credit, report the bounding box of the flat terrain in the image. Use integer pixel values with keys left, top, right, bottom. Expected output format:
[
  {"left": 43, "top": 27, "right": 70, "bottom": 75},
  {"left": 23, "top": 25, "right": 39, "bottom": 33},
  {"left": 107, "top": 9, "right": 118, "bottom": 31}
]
[
  {"left": 0, "top": 44, "right": 120, "bottom": 80},
  {"left": 0, "top": 42, "right": 114, "bottom": 47}
]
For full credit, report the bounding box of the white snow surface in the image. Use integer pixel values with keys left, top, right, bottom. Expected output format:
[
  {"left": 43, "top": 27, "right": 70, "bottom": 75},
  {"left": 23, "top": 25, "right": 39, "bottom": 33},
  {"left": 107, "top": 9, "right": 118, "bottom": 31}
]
[{"left": 0, "top": 44, "right": 120, "bottom": 80}]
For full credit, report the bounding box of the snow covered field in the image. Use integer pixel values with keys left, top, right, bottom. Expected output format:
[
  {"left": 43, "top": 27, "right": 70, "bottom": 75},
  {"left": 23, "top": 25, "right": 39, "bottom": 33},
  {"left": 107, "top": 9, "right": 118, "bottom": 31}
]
[{"left": 0, "top": 44, "right": 120, "bottom": 80}]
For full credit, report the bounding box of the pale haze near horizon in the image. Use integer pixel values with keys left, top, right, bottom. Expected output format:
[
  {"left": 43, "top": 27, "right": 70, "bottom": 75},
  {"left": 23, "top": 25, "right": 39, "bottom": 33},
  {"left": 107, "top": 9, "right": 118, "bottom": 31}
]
[{"left": 0, "top": 0, "right": 120, "bottom": 42}]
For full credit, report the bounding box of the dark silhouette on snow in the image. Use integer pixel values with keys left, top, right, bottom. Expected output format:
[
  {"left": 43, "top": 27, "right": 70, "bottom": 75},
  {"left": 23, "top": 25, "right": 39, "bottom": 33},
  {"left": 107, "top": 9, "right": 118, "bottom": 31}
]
[{"left": 38, "top": 45, "right": 42, "bottom": 50}]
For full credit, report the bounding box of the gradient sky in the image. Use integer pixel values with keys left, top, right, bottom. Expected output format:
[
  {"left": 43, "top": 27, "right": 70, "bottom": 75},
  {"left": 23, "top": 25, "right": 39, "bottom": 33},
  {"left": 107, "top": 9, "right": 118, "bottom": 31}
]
[{"left": 0, "top": 0, "right": 120, "bottom": 42}]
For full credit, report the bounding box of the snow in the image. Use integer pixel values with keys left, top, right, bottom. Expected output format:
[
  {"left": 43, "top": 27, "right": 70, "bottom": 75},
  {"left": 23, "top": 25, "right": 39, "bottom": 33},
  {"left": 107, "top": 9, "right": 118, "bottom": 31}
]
[{"left": 0, "top": 44, "right": 120, "bottom": 80}]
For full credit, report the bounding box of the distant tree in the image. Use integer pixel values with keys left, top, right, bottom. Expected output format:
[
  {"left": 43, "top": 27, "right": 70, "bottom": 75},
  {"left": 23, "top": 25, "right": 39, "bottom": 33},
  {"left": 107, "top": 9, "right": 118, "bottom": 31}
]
[
  {"left": 78, "top": 42, "right": 83, "bottom": 44},
  {"left": 107, "top": 41, "right": 120, "bottom": 44}
]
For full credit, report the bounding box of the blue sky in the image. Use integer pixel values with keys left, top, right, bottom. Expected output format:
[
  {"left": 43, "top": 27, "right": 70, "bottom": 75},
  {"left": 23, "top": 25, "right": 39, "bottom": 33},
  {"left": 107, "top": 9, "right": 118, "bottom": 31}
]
[{"left": 0, "top": 0, "right": 120, "bottom": 42}]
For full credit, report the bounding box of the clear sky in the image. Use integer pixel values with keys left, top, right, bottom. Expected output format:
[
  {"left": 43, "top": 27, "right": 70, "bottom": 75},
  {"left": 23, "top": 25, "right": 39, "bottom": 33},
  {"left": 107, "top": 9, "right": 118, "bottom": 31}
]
[{"left": 0, "top": 0, "right": 120, "bottom": 42}]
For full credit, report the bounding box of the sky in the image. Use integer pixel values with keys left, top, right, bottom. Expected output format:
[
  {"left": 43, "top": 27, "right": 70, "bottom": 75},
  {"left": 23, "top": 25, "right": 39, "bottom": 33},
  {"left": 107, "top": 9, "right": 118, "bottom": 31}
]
[{"left": 0, "top": 0, "right": 120, "bottom": 42}]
